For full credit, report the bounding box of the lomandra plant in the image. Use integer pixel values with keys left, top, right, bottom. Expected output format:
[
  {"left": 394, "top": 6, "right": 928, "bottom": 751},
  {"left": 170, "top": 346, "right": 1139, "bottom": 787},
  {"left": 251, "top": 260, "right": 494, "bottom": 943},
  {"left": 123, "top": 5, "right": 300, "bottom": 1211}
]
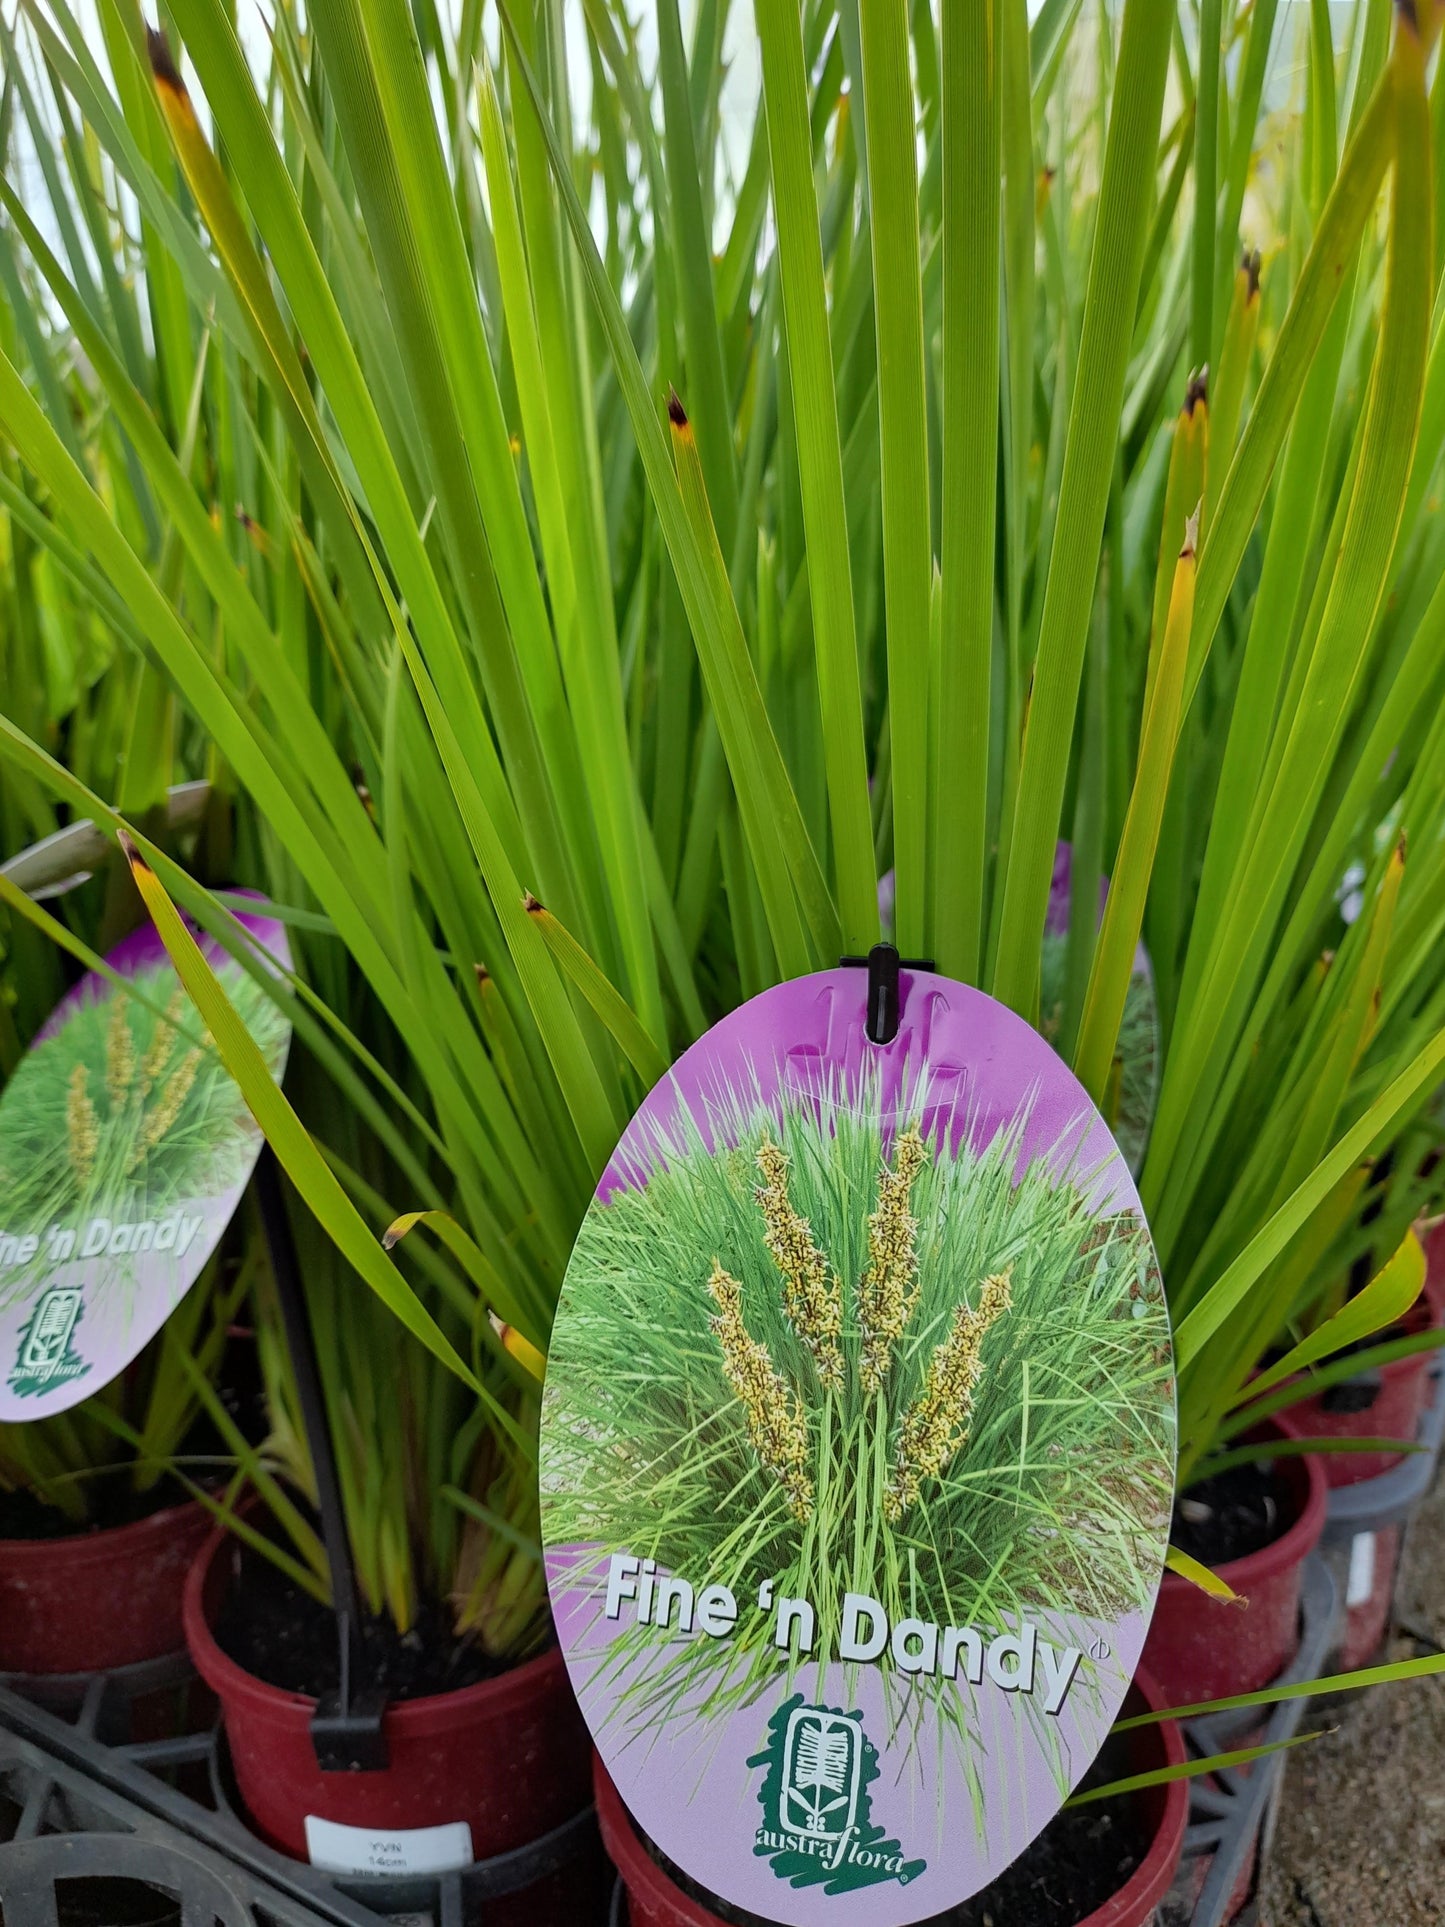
[{"left": 2, "top": 0, "right": 1445, "bottom": 1679}]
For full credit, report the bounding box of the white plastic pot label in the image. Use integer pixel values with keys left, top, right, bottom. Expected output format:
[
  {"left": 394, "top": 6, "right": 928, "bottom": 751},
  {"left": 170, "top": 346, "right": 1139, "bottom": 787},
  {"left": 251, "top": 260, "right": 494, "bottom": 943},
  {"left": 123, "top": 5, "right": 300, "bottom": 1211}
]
[
  {"left": 0, "top": 904, "right": 291, "bottom": 1419},
  {"left": 1347, "top": 1531, "right": 1378, "bottom": 1608},
  {"left": 303, "top": 1814, "right": 474, "bottom": 1877},
  {"left": 541, "top": 965, "right": 1177, "bottom": 1925}
]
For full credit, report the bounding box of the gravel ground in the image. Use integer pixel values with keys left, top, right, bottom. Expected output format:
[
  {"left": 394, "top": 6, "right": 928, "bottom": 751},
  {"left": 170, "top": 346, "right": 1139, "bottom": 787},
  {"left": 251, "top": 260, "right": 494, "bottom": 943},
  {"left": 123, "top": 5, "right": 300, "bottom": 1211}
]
[{"left": 1259, "top": 1466, "right": 1445, "bottom": 1926}]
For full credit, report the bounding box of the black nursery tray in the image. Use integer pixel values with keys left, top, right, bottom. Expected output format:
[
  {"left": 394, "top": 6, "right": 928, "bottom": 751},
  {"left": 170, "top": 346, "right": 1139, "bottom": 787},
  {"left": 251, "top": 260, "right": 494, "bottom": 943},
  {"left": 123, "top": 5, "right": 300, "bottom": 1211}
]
[
  {"left": 0, "top": 1655, "right": 599, "bottom": 1927},
  {"left": 0, "top": 1661, "right": 374, "bottom": 1927},
  {"left": 0, "top": 1557, "right": 1337, "bottom": 1927}
]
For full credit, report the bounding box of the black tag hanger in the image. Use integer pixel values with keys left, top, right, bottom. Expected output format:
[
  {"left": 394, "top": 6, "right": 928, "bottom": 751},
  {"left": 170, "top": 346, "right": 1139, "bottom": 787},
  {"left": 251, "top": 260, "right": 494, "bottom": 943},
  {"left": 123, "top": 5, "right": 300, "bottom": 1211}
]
[
  {"left": 839, "top": 943, "right": 935, "bottom": 1046},
  {"left": 255, "top": 1150, "right": 388, "bottom": 1770}
]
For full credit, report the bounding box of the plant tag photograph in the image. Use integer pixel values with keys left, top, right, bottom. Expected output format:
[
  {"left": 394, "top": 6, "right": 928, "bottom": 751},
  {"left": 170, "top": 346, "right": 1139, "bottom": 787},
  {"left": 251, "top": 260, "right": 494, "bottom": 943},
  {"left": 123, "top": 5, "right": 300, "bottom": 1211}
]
[
  {"left": 542, "top": 965, "right": 1177, "bottom": 1924},
  {"left": 0, "top": 907, "right": 290, "bottom": 1421}
]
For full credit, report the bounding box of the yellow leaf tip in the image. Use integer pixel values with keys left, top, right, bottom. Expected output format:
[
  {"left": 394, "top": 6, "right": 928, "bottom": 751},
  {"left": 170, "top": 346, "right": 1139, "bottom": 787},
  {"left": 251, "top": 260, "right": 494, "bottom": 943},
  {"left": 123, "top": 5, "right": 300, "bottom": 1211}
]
[{"left": 489, "top": 1311, "right": 546, "bottom": 1380}]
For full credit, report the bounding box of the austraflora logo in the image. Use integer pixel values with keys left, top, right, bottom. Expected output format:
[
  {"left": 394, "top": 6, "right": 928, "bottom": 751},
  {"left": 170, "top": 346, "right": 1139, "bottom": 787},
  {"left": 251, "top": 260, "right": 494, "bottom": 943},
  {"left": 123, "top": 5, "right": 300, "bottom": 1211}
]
[
  {"left": 748, "top": 1696, "right": 927, "bottom": 1897},
  {"left": 8, "top": 1285, "right": 88, "bottom": 1399}
]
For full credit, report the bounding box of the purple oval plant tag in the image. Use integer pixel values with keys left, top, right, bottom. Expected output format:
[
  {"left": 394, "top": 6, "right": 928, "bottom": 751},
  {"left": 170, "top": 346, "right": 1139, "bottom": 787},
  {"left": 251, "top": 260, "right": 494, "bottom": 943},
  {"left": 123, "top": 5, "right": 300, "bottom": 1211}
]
[
  {"left": 0, "top": 906, "right": 291, "bottom": 1421},
  {"left": 541, "top": 966, "right": 1177, "bottom": 1925}
]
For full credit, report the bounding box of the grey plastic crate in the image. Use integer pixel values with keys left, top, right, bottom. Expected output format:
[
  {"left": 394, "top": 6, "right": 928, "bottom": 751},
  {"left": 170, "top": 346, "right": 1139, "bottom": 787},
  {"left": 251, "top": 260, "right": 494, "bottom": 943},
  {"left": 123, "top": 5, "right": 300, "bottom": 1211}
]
[
  {"left": 0, "top": 1663, "right": 600, "bottom": 1927},
  {"left": 1161, "top": 1553, "right": 1339, "bottom": 1927}
]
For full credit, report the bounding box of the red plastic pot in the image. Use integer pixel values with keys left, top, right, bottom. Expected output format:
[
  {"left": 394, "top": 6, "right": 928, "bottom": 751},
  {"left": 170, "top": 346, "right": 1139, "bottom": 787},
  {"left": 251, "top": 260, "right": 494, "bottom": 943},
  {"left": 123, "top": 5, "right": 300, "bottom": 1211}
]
[
  {"left": 184, "top": 1526, "right": 598, "bottom": 1926},
  {"left": 1286, "top": 1297, "right": 1434, "bottom": 1488},
  {"left": 1142, "top": 1419, "right": 1327, "bottom": 1708},
  {"left": 1424, "top": 1219, "right": 1445, "bottom": 1324},
  {"left": 0, "top": 1496, "right": 211, "bottom": 1675},
  {"left": 596, "top": 1673, "right": 1188, "bottom": 1927}
]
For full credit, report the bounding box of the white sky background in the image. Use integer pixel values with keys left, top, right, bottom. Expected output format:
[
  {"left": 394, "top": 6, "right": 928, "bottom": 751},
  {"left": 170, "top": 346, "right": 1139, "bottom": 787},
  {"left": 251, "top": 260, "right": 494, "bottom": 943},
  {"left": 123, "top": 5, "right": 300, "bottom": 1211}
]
[
  {"left": 9, "top": 0, "right": 765, "bottom": 203},
  {"left": 9, "top": 0, "right": 1321, "bottom": 312},
  {"left": 7, "top": 0, "right": 762, "bottom": 274}
]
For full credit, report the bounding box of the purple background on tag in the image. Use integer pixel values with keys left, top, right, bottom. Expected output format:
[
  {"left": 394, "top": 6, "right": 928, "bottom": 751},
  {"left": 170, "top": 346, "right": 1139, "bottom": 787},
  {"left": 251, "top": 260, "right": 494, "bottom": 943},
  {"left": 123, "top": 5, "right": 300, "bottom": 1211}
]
[{"left": 600, "top": 968, "right": 1134, "bottom": 1221}]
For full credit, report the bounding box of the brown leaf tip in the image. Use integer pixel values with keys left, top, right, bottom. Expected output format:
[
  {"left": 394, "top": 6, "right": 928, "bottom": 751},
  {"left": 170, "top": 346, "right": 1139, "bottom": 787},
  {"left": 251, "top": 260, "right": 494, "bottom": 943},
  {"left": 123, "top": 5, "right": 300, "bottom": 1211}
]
[
  {"left": 522, "top": 891, "right": 543, "bottom": 914},
  {"left": 666, "top": 389, "right": 688, "bottom": 429},
  {"left": 1242, "top": 247, "right": 1262, "bottom": 299},
  {"left": 1185, "top": 366, "right": 1209, "bottom": 415},
  {"left": 116, "top": 827, "right": 152, "bottom": 876},
  {"left": 1182, "top": 505, "right": 1200, "bottom": 558},
  {"left": 146, "top": 25, "right": 185, "bottom": 92},
  {"left": 381, "top": 1227, "right": 401, "bottom": 1251},
  {"left": 1397, "top": 0, "right": 1419, "bottom": 35},
  {"left": 473, "top": 962, "right": 492, "bottom": 987}
]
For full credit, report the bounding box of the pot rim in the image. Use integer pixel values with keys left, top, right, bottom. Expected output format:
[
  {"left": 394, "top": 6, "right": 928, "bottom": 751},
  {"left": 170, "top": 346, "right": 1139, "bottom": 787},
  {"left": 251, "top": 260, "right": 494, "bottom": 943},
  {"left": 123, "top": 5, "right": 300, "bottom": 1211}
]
[
  {"left": 0, "top": 1491, "right": 207, "bottom": 1566},
  {"left": 1163, "top": 1413, "right": 1327, "bottom": 1593},
  {"left": 593, "top": 1666, "right": 1188, "bottom": 1927},
  {"left": 183, "top": 1511, "right": 563, "bottom": 1725}
]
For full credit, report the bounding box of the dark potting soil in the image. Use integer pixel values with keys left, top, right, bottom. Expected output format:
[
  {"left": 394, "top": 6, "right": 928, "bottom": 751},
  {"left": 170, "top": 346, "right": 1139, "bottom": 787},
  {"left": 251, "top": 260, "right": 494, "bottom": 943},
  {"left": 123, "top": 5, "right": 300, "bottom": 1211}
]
[
  {"left": 1172, "top": 1456, "right": 1296, "bottom": 1567},
  {"left": 942, "top": 1756, "right": 1151, "bottom": 1924},
  {"left": 213, "top": 1541, "right": 503, "bottom": 1701},
  {"left": 0, "top": 1325, "right": 266, "bottom": 1543},
  {"left": 643, "top": 1734, "right": 1151, "bottom": 1927},
  {"left": 0, "top": 1470, "right": 191, "bottom": 1542}
]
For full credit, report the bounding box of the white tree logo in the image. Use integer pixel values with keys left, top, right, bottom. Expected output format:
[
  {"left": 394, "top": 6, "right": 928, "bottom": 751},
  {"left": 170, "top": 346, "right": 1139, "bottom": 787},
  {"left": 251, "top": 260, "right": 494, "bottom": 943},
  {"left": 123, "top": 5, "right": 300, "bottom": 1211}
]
[
  {"left": 9, "top": 1285, "right": 86, "bottom": 1397},
  {"left": 781, "top": 1708, "right": 862, "bottom": 1839}
]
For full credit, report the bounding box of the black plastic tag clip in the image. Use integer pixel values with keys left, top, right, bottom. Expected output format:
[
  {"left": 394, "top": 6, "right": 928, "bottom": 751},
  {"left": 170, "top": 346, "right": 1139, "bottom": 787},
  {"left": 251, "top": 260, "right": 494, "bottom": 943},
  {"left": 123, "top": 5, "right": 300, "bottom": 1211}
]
[{"left": 839, "top": 943, "right": 935, "bottom": 1046}]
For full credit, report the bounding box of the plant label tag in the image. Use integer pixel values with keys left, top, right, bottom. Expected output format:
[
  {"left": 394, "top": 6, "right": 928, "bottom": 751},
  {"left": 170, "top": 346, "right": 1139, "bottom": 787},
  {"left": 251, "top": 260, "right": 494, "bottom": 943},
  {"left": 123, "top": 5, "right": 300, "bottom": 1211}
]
[
  {"left": 303, "top": 1815, "right": 473, "bottom": 1877},
  {"left": 0, "top": 905, "right": 291, "bottom": 1421},
  {"left": 541, "top": 966, "right": 1177, "bottom": 1925},
  {"left": 1347, "top": 1531, "right": 1378, "bottom": 1608}
]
